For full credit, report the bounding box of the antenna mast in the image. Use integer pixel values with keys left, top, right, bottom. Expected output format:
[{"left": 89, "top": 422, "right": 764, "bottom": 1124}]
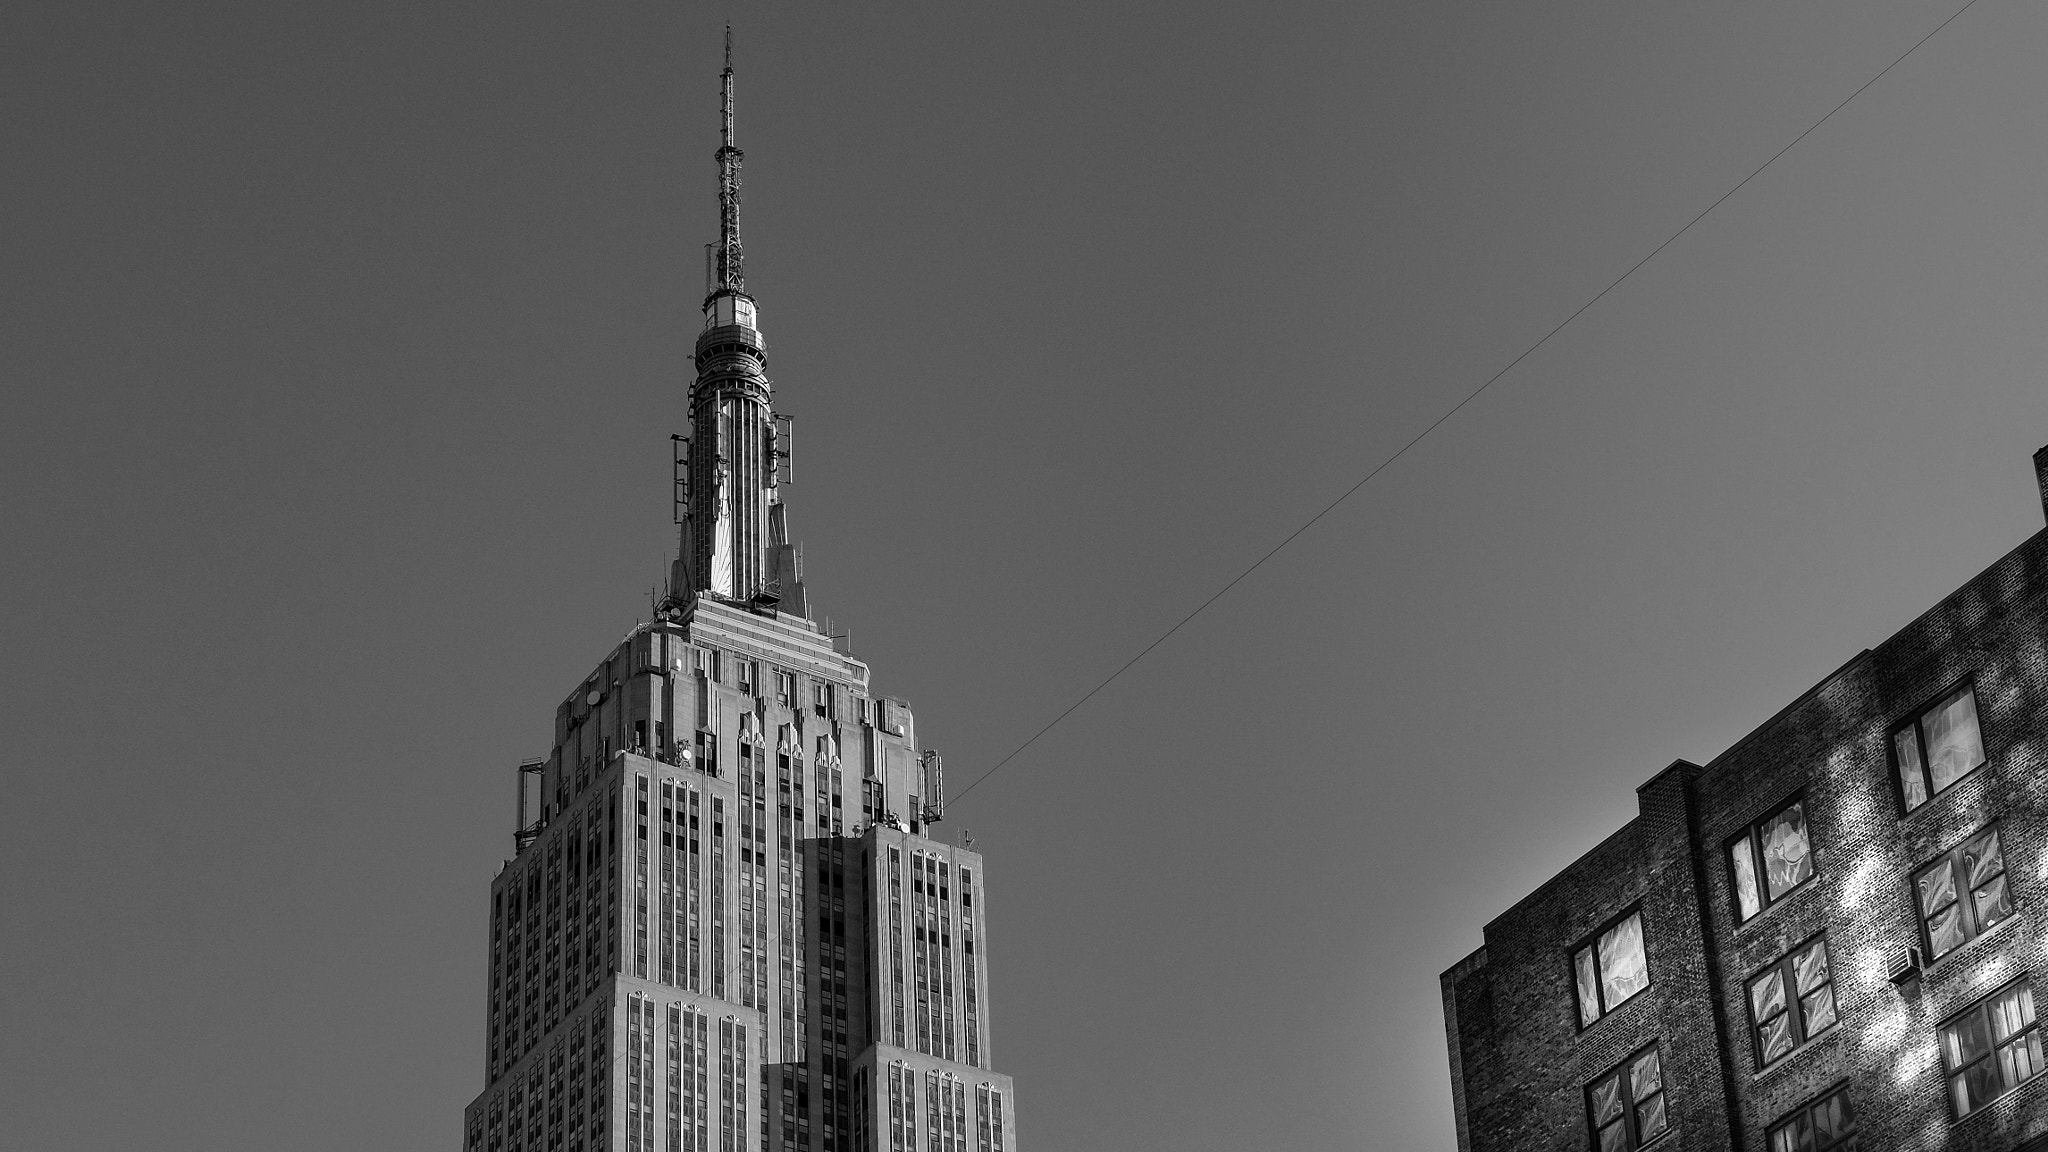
[{"left": 713, "top": 25, "right": 744, "bottom": 297}]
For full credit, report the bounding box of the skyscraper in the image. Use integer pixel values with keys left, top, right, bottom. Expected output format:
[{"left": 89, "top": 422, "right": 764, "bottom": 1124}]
[{"left": 463, "top": 41, "right": 1018, "bottom": 1152}]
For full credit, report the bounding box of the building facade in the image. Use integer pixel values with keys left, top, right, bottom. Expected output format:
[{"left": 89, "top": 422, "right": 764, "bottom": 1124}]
[
  {"left": 462, "top": 49, "right": 1017, "bottom": 1152},
  {"left": 1441, "top": 447, "right": 2048, "bottom": 1152}
]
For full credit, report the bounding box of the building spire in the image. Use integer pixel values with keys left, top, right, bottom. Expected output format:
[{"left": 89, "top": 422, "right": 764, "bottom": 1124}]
[
  {"left": 667, "top": 26, "right": 798, "bottom": 616},
  {"left": 713, "top": 24, "right": 744, "bottom": 297}
]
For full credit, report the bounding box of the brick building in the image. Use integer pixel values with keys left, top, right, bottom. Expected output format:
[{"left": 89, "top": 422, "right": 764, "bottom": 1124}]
[
  {"left": 460, "top": 47, "right": 1018, "bottom": 1152},
  {"left": 1442, "top": 447, "right": 2048, "bottom": 1152}
]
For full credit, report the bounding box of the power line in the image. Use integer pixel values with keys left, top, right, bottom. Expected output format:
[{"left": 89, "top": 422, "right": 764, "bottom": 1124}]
[{"left": 948, "top": 0, "right": 1984, "bottom": 806}]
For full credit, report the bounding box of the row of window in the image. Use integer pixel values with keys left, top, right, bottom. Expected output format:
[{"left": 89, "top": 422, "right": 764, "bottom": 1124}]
[
  {"left": 490, "top": 792, "right": 618, "bottom": 1080},
  {"left": 1590, "top": 976, "right": 2042, "bottom": 1149},
  {"left": 881, "top": 1063, "right": 1008, "bottom": 1152},
  {"left": 1580, "top": 685, "right": 2000, "bottom": 1026},
  {"left": 1580, "top": 825, "right": 2017, "bottom": 1066},
  {"left": 1570, "top": 679, "right": 2037, "bottom": 1146},
  {"left": 696, "top": 645, "right": 889, "bottom": 727},
  {"left": 471, "top": 1008, "right": 611, "bottom": 1152},
  {"left": 1731, "top": 680, "right": 1985, "bottom": 930}
]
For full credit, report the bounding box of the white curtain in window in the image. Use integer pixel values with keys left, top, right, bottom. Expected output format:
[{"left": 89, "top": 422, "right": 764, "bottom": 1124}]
[
  {"left": 1599, "top": 915, "right": 1649, "bottom": 1008},
  {"left": 1925, "top": 690, "right": 1985, "bottom": 792},
  {"left": 1896, "top": 728, "right": 1928, "bottom": 809},
  {"left": 1574, "top": 949, "right": 1600, "bottom": 1027},
  {"left": 1730, "top": 841, "right": 1761, "bottom": 920},
  {"left": 1812, "top": 1091, "right": 1854, "bottom": 1144},
  {"left": 1761, "top": 805, "right": 1812, "bottom": 900}
]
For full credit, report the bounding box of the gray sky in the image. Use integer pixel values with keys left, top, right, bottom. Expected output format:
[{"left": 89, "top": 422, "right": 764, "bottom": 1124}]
[{"left": 5, "top": 2, "right": 2048, "bottom": 1149}]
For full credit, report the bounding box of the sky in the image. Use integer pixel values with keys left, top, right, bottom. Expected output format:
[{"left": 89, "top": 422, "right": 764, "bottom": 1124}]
[{"left": 5, "top": 1, "right": 2048, "bottom": 1149}]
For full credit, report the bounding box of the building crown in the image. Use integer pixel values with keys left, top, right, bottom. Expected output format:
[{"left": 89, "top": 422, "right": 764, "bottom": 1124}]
[{"left": 666, "top": 30, "right": 804, "bottom": 619}]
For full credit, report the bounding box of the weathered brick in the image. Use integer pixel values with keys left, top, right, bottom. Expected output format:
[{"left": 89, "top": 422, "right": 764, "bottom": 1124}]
[{"left": 1444, "top": 448, "right": 2048, "bottom": 1152}]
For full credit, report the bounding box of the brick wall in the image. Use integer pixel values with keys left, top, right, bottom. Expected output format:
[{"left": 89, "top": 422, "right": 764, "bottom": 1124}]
[{"left": 1445, "top": 456, "right": 2048, "bottom": 1152}]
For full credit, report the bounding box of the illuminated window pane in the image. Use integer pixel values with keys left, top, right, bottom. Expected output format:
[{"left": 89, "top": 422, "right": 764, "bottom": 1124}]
[
  {"left": 1574, "top": 947, "right": 1601, "bottom": 1028},
  {"left": 1758, "top": 1014, "right": 1794, "bottom": 1064},
  {"left": 1924, "top": 687, "right": 1985, "bottom": 792},
  {"left": 1811, "top": 1092, "right": 1854, "bottom": 1144},
  {"left": 1747, "top": 938, "right": 1837, "bottom": 1068},
  {"left": 1599, "top": 915, "right": 1649, "bottom": 1009},
  {"left": 1628, "top": 1050, "right": 1661, "bottom": 1100},
  {"left": 1918, "top": 860, "right": 1957, "bottom": 912},
  {"left": 1586, "top": 1045, "right": 1667, "bottom": 1151},
  {"left": 2002, "top": 1032, "right": 2043, "bottom": 1085},
  {"left": 1590, "top": 1076, "right": 1623, "bottom": 1125},
  {"left": 1895, "top": 728, "right": 1928, "bottom": 810},
  {"left": 1949, "top": 1010, "right": 1994, "bottom": 1066},
  {"left": 1750, "top": 970, "right": 1786, "bottom": 1024},
  {"left": 1965, "top": 1059, "right": 2002, "bottom": 1111},
  {"left": 1975, "top": 874, "right": 2013, "bottom": 931},
  {"left": 1917, "top": 825, "right": 2014, "bottom": 962},
  {"left": 1759, "top": 804, "right": 1812, "bottom": 901},
  {"left": 1964, "top": 829, "right": 2005, "bottom": 887},
  {"left": 1927, "top": 904, "right": 1967, "bottom": 958},
  {"left": 1728, "top": 795, "right": 1817, "bottom": 922},
  {"left": 1768, "top": 1113, "right": 1809, "bottom": 1152},
  {"left": 1770, "top": 1087, "right": 1856, "bottom": 1152},
  {"left": 1943, "top": 981, "right": 2044, "bottom": 1116},
  {"left": 1800, "top": 987, "right": 1836, "bottom": 1036},
  {"left": 1573, "top": 912, "right": 1651, "bottom": 1028},
  {"left": 1993, "top": 984, "right": 2036, "bottom": 1041},
  {"left": 1729, "top": 841, "right": 1761, "bottom": 921},
  {"left": 1634, "top": 1093, "right": 1666, "bottom": 1140},
  {"left": 1895, "top": 684, "right": 1986, "bottom": 811},
  {"left": 1792, "top": 941, "right": 1828, "bottom": 996}
]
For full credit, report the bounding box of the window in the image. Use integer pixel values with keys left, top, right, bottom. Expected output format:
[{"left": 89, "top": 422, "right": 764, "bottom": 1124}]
[
  {"left": 737, "top": 660, "right": 755, "bottom": 694},
  {"left": 1728, "top": 796, "right": 1815, "bottom": 922},
  {"left": 1767, "top": 1084, "right": 1856, "bottom": 1152},
  {"left": 1914, "top": 825, "right": 2013, "bottom": 961},
  {"left": 1587, "top": 1044, "right": 1668, "bottom": 1151},
  {"left": 1573, "top": 911, "right": 1651, "bottom": 1028},
  {"left": 1894, "top": 682, "right": 1985, "bottom": 812},
  {"left": 775, "top": 671, "right": 796, "bottom": 708},
  {"left": 1746, "top": 937, "right": 1837, "bottom": 1068},
  {"left": 1942, "top": 978, "right": 2043, "bottom": 1117},
  {"left": 814, "top": 681, "right": 834, "bottom": 719}
]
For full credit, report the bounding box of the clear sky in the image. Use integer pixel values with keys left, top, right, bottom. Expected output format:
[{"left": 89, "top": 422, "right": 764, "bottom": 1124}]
[{"left": 5, "top": 2, "right": 2048, "bottom": 1149}]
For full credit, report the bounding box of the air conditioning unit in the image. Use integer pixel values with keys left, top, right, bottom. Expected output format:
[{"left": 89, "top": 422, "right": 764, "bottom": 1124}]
[{"left": 1888, "top": 943, "right": 1925, "bottom": 997}]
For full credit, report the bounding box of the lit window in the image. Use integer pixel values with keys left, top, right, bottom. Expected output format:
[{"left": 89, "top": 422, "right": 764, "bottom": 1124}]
[
  {"left": 1572, "top": 910, "right": 1651, "bottom": 1029},
  {"left": 1586, "top": 1044, "right": 1668, "bottom": 1151},
  {"left": 1913, "top": 825, "right": 2013, "bottom": 961},
  {"left": 1727, "top": 796, "right": 1815, "bottom": 923},
  {"left": 1942, "top": 978, "right": 2043, "bottom": 1117},
  {"left": 1766, "top": 1084, "right": 1856, "bottom": 1151},
  {"left": 1746, "top": 937, "right": 1837, "bottom": 1068},
  {"left": 1894, "top": 683, "right": 1985, "bottom": 812}
]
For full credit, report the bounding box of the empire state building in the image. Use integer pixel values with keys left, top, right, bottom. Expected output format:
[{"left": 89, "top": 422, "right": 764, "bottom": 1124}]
[{"left": 462, "top": 42, "right": 1019, "bottom": 1152}]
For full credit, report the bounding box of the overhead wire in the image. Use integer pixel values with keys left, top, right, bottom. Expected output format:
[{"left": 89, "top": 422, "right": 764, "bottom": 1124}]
[{"left": 947, "top": 0, "right": 1985, "bottom": 806}]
